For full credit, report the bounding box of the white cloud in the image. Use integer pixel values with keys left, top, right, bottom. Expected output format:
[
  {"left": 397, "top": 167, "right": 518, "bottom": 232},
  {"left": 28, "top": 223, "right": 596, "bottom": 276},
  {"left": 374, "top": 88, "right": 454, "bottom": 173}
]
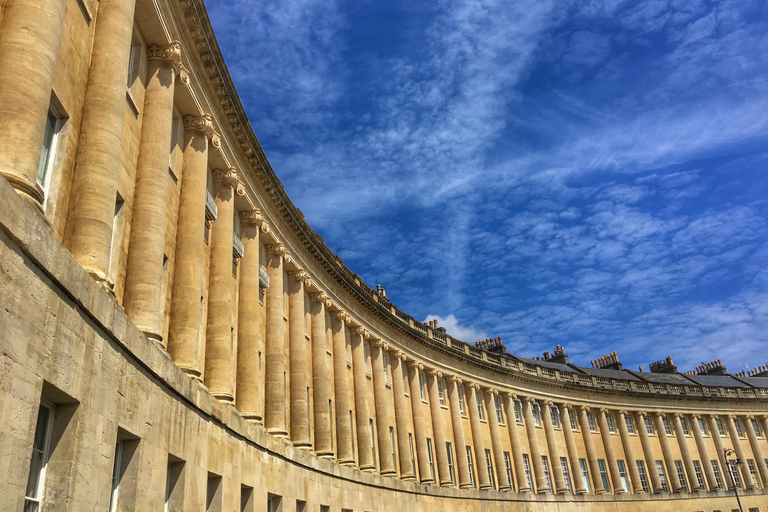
[{"left": 423, "top": 314, "right": 487, "bottom": 343}]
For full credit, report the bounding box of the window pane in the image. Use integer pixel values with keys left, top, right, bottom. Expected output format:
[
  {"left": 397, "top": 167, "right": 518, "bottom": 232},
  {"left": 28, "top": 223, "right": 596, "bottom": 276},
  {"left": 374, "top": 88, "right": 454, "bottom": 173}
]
[{"left": 37, "top": 108, "right": 58, "bottom": 186}]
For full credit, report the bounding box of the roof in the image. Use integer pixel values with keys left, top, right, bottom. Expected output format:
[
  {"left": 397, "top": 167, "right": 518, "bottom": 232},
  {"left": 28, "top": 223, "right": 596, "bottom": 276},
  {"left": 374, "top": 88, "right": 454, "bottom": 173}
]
[
  {"left": 739, "top": 377, "right": 768, "bottom": 389},
  {"left": 514, "top": 357, "right": 580, "bottom": 373},
  {"left": 573, "top": 366, "right": 642, "bottom": 381},
  {"left": 630, "top": 371, "right": 696, "bottom": 385},
  {"left": 685, "top": 375, "right": 750, "bottom": 388}
]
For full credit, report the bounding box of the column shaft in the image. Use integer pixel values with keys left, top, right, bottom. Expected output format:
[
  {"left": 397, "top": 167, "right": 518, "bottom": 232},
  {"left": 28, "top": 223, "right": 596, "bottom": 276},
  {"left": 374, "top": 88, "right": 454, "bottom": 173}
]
[
  {"left": 542, "top": 402, "right": 567, "bottom": 493},
  {"left": 427, "top": 371, "right": 452, "bottom": 485},
  {"left": 746, "top": 416, "right": 768, "bottom": 489},
  {"left": 408, "top": 363, "right": 433, "bottom": 483},
  {"left": 331, "top": 312, "right": 354, "bottom": 464},
  {"left": 636, "top": 413, "right": 662, "bottom": 493},
  {"left": 579, "top": 407, "right": 606, "bottom": 494},
  {"left": 447, "top": 379, "right": 471, "bottom": 488},
  {"left": 617, "top": 411, "right": 643, "bottom": 493},
  {"left": 351, "top": 329, "right": 374, "bottom": 470},
  {"left": 372, "top": 342, "right": 396, "bottom": 475},
  {"left": 392, "top": 354, "right": 415, "bottom": 480},
  {"left": 597, "top": 409, "right": 625, "bottom": 493},
  {"left": 167, "top": 117, "right": 211, "bottom": 379},
  {"left": 654, "top": 414, "right": 682, "bottom": 492},
  {"left": 672, "top": 414, "right": 701, "bottom": 491},
  {"left": 504, "top": 395, "right": 531, "bottom": 493},
  {"left": 484, "top": 390, "right": 510, "bottom": 491},
  {"left": 66, "top": 0, "right": 138, "bottom": 280},
  {"left": 523, "top": 398, "right": 548, "bottom": 493},
  {"left": 235, "top": 211, "right": 263, "bottom": 420},
  {"left": 310, "top": 294, "right": 333, "bottom": 456},
  {"left": 561, "top": 406, "right": 586, "bottom": 494},
  {"left": 709, "top": 415, "right": 732, "bottom": 490},
  {"left": 123, "top": 44, "right": 180, "bottom": 343},
  {"left": 691, "top": 415, "right": 719, "bottom": 490},
  {"left": 467, "top": 385, "right": 491, "bottom": 490},
  {"left": 202, "top": 169, "right": 237, "bottom": 401},
  {"left": 0, "top": 0, "right": 68, "bottom": 205},
  {"left": 288, "top": 271, "right": 310, "bottom": 447},
  {"left": 264, "top": 245, "right": 287, "bottom": 436},
  {"left": 726, "top": 415, "right": 756, "bottom": 489}
]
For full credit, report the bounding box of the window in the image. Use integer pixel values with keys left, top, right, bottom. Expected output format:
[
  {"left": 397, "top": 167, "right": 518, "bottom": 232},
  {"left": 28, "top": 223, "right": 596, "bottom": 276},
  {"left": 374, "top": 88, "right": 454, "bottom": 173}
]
[
  {"left": 560, "top": 457, "right": 572, "bottom": 493},
  {"left": 446, "top": 442, "right": 455, "bottom": 485},
  {"left": 636, "top": 460, "right": 650, "bottom": 493},
  {"left": 127, "top": 29, "right": 143, "bottom": 89},
  {"left": 438, "top": 379, "right": 445, "bottom": 406},
  {"left": 698, "top": 418, "right": 708, "bottom": 436},
  {"left": 542, "top": 456, "right": 553, "bottom": 492},
  {"left": 716, "top": 418, "right": 726, "bottom": 437},
  {"left": 692, "top": 460, "right": 706, "bottom": 490},
  {"left": 419, "top": 372, "right": 426, "bottom": 401},
  {"left": 680, "top": 417, "right": 690, "bottom": 435},
  {"left": 370, "top": 419, "right": 376, "bottom": 465},
  {"left": 532, "top": 402, "right": 542, "bottom": 427},
  {"left": 656, "top": 460, "right": 669, "bottom": 492},
  {"left": 329, "top": 400, "right": 333, "bottom": 450},
  {"left": 711, "top": 460, "right": 724, "bottom": 489},
  {"left": 523, "top": 454, "right": 534, "bottom": 491},
  {"left": 408, "top": 434, "right": 415, "bottom": 476},
  {"left": 109, "top": 432, "right": 139, "bottom": 512},
  {"left": 587, "top": 411, "right": 596, "bottom": 432},
  {"left": 624, "top": 415, "right": 635, "bottom": 434},
  {"left": 514, "top": 400, "right": 523, "bottom": 423},
  {"left": 390, "top": 427, "right": 396, "bottom": 471},
  {"left": 476, "top": 391, "right": 484, "bottom": 420},
  {"left": 206, "top": 472, "right": 222, "bottom": 512},
  {"left": 550, "top": 405, "right": 560, "bottom": 428},
  {"left": 606, "top": 413, "right": 616, "bottom": 433},
  {"left": 674, "top": 460, "right": 687, "bottom": 491},
  {"left": 597, "top": 459, "right": 610, "bottom": 492},
  {"left": 458, "top": 386, "right": 465, "bottom": 415},
  {"left": 485, "top": 449, "right": 495, "bottom": 489},
  {"left": 295, "top": 501, "right": 306, "bottom": 512},
  {"left": 503, "top": 452, "right": 513, "bottom": 488},
  {"left": 729, "top": 461, "right": 743, "bottom": 489},
  {"left": 426, "top": 438, "right": 435, "bottom": 482},
  {"left": 165, "top": 456, "right": 185, "bottom": 512},
  {"left": 579, "top": 458, "right": 591, "bottom": 493},
  {"left": 267, "top": 494, "right": 281, "bottom": 512},
  {"left": 349, "top": 411, "right": 355, "bottom": 455},
  {"left": 734, "top": 419, "right": 744, "bottom": 438},
  {"left": 569, "top": 409, "right": 578, "bottom": 431},
  {"left": 306, "top": 388, "right": 311, "bottom": 434},
  {"left": 240, "top": 485, "right": 254, "bottom": 512},
  {"left": 644, "top": 416, "right": 654, "bottom": 435},
  {"left": 466, "top": 446, "right": 475, "bottom": 487},
  {"left": 747, "top": 459, "right": 759, "bottom": 487},
  {"left": 109, "top": 441, "right": 124, "bottom": 512},
  {"left": 617, "top": 460, "right": 629, "bottom": 493},
  {"left": 662, "top": 417, "right": 673, "bottom": 436},
  {"left": 403, "top": 371, "right": 408, "bottom": 395},
  {"left": 494, "top": 395, "right": 503, "bottom": 424},
  {"left": 751, "top": 419, "right": 762, "bottom": 438},
  {"left": 37, "top": 105, "right": 62, "bottom": 195},
  {"left": 24, "top": 401, "right": 54, "bottom": 512}
]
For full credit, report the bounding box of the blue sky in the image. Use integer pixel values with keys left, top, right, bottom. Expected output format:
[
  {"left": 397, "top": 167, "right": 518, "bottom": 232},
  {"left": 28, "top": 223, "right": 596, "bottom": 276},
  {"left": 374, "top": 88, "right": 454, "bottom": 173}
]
[{"left": 208, "top": 0, "right": 768, "bottom": 373}]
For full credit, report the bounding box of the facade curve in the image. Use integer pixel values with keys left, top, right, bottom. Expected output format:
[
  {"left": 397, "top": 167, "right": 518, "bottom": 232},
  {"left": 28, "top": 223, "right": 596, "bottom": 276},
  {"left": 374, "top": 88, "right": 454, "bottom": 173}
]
[{"left": 0, "top": 0, "right": 766, "bottom": 511}]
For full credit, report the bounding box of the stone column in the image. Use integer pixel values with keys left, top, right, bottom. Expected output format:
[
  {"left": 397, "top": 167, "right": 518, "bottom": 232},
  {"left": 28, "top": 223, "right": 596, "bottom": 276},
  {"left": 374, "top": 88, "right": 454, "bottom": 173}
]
[
  {"left": 66, "top": 0, "right": 138, "bottom": 281},
  {"left": 467, "top": 383, "right": 492, "bottom": 490},
  {"left": 446, "top": 377, "right": 471, "bottom": 488},
  {"left": 167, "top": 115, "right": 214, "bottom": 379},
  {"left": 264, "top": 243, "right": 287, "bottom": 436},
  {"left": 310, "top": 292, "right": 333, "bottom": 457},
  {"left": 617, "top": 410, "right": 643, "bottom": 493},
  {"left": 636, "top": 412, "right": 662, "bottom": 493},
  {"left": 123, "top": 42, "right": 182, "bottom": 344},
  {"left": 691, "top": 414, "right": 719, "bottom": 490},
  {"left": 351, "top": 326, "right": 374, "bottom": 471},
  {"left": 408, "top": 361, "right": 433, "bottom": 483},
  {"left": 371, "top": 339, "right": 396, "bottom": 476},
  {"left": 708, "top": 415, "right": 731, "bottom": 490},
  {"left": 654, "top": 413, "right": 682, "bottom": 492},
  {"left": 542, "top": 401, "right": 567, "bottom": 493},
  {"left": 330, "top": 311, "right": 354, "bottom": 465},
  {"left": 597, "top": 409, "right": 624, "bottom": 494},
  {"left": 288, "top": 269, "right": 310, "bottom": 447},
  {"left": 726, "top": 415, "right": 756, "bottom": 489},
  {"left": 235, "top": 209, "right": 264, "bottom": 420},
  {"left": 579, "top": 406, "right": 605, "bottom": 494},
  {"left": 561, "top": 404, "right": 586, "bottom": 494},
  {"left": 485, "top": 389, "right": 511, "bottom": 491},
  {"left": 523, "top": 397, "right": 548, "bottom": 493},
  {"left": 672, "top": 413, "right": 701, "bottom": 491},
  {"left": 0, "top": 0, "right": 68, "bottom": 206},
  {"left": 427, "top": 369, "right": 452, "bottom": 486},
  {"left": 503, "top": 393, "right": 530, "bottom": 493},
  {"left": 746, "top": 415, "right": 768, "bottom": 489},
  {"left": 392, "top": 352, "right": 416, "bottom": 480},
  {"left": 202, "top": 168, "right": 239, "bottom": 402}
]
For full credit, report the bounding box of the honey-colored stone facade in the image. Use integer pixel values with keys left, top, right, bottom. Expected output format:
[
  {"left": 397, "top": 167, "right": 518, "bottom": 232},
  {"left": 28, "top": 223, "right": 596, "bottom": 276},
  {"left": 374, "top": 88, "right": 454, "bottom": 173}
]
[{"left": 0, "top": 0, "right": 767, "bottom": 511}]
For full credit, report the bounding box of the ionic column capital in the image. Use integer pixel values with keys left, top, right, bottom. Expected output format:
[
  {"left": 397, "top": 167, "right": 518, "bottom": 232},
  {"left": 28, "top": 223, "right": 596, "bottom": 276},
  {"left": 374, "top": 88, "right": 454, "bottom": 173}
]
[
  {"left": 673, "top": 412, "right": 683, "bottom": 419},
  {"left": 394, "top": 350, "right": 407, "bottom": 361},
  {"left": 407, "top": 360, "right": 424, "bottom": 371},
  {"left": 580, "top": 405, "right": 590, "bottom": 413},
  {"left": 260, "top": 220, "right": 271, "bottom": 235},
  {"left": 210, "top": 132, "right": 222, "bottom": 150},
  {"left": 486, "top": 388, "right": 498, "bottom": 396},
  {"left": 213, "top": 167, "right": 239, "bottom": 188},
  {"left": 287, "top": 269, "right": 310, "bottom": 287},
  {"left": 183, "top": 113, "right": 215, "bottom": 138},
  {"left": 310, "top": 292, "right": 331, "bottom": 307},
  {"left": 544, "top": 400, "right": 554, "bottom": 407},
  {"left": 176, "top": 64, "right": 191, "bottom": 87},
  {"left": 654, "top": 411, "right": 665, "bottom": 418},
  {"left": 353, "top": 326, "right": 369, "bottom": 338},
  {"left": 148, "top": 41, "right": 183, "bottom": 71},
  {"left": 636, "top": 410, "right": 647, "bottom": 418},
  {"left": 599, "top": 408, "right": 610, "bottom": 415},
  {"left": 525, "top": 396, "right": 537, "bottom": 404},
  {"left": 727, "top": 414, "right": 736, "bottom": 421},
  {"left": 239, "top": 209, "right": 263, "bottom": 225},
  {"left": 448, "top": 375, "right": 463, "bottom": 385},
  {"left": 503, "top": 391, "right": 517, "bottom": 400},
  {"left": 467, "top": 382, "right": 480, "bottom": 391},
  {"left": 427, "top": 368, "right": 442, "bottom": 378},
  {"left": 690, "top": 413, "right": 701, "bottom": 419},
  {"left": 370, "top": 338, "right": 383, "bottom": 349},
  {"left": 746, "top": 414, "right": 755, "bottom": 421},
  {"left": 266, "top": 243, "right": 286, "bottom": 257},
  {"left": 330, "top": 309, "right": 350, "bottom": 323}
]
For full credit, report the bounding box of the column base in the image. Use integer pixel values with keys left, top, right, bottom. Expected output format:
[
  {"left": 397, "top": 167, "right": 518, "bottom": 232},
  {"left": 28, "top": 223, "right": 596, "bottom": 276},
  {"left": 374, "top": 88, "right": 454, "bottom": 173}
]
[
  {"left": 402, "top": 475, "right": 417, "bottom": 482},
  {"left": 498, "top": 486, "right": 512, "bottom": 492},
  {"left": 178, "top": 366, "right": 202, "bottom": 380},
  {"left": 267, "top": 428, "right": 289, "bottom": 437},
  {"left": 316, "top": 450, "right": 335, "bottom": 458},
  {"left": 361, "top": 465, "right": 376, "bottom": 472},
  {"left": 479, "top": 485, "right": 494, "bottom": 490},
  {"left": 1, "top": 171, "right": 44, "bottom": 207},
  {"left": 459, "top": 483, "right": 474, "bottom": 489},
  {"left": 293, "top": 441, "right": 312, "bottom": 448},
  {"left": 439, "top": 480, "right": 455, "bottom": 487},
  {"left": 339, "top": 459, "right": 356, "bottom": 466},
  {"left": 380, "top": 470, "right": 397, "bottom": 477},
  {"left": 141, "top": 328, "right": 164, "bottom": 347},
  {"left": 575, "top": 489, "right": 588, "bottom": 494},
  {"left": 555, "top": 487, "right": 569, "bottom": 494},
  {"left": 211, "top": 392, "right": 234, "bottom": 403},
  {"left": 614, "top": 489, "right": 627, "bottom": 494}
]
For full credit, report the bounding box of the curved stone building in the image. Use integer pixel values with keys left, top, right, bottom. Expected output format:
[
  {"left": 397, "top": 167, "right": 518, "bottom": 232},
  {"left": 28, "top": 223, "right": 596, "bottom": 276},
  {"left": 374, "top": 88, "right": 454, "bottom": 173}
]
[{"left": 0, "top": 0, "right": 766, "bottom": 511}]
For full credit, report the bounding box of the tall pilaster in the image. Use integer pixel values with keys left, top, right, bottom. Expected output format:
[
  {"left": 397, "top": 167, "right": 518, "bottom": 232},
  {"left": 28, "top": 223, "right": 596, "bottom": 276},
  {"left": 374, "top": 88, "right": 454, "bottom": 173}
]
[
  {"left": 746, "top": 415, "right": 768, "bottom": 489},
  {"left": 654, "top": 413, "right": 682, "bottom": 492},
  {"left": 617, "top": 410, "right": 643, "bottom": 493},
  {"left": 264, "top": 243, "right": 287, "bottom": 436},
  {"left": 167, "top": 115, "right": 215, "bottom": 379},
  {"left": 310, "top": 292, "right": 333, "bottom": 457},
  {"left": 690, "top": 414, "right": 719, "bottom": 490},
  {"left": 65, "top": 0, "right": 138, "bottom": 280},
  {"left": 672, "top": 413, "right": 701, "bottom": 491},
  {"left": 288, "top": 269, "right": 310, "bottom": 447},
  {"left": 202, "top": 168, "right": 239, "bottom": 402},
  {"left": 579, "top": 406, "right": 605, "bottom": 494},
  {"left": 235, "top": 209, "right": 264, "bottom": 420},
  {"left": 636, "top": 412, "right": 662, "bottom": 493},
  {"left": 503, "top": 393, "right": 530, "bottom": 493},
  {"left": 371, "top": 339, "right": 396, "bottom": 476},
  {"left": 726, "top": 415, "right": 756, "bottom": 489},
  {"left": 427, "top": 369, "right": 452, "bottom": 486},
  {"left": 523, "top": 397, "right": 548, "bottom": 493},
  {"left": 708, "top": 415, "right": 732, "bottom": 490},
  {"left": 597, "top": 409, "right": 624, "bottom": 493},
  {"left": 542, "top": 401, "right": 567, "bottom": 493},
  {"left": 351, "top": 326, "right": 375, "bottom": 471},
  {"left": 484, "top": 389, "right": 511, "bottom": 491},
  {"left": 467, "top": 383, "right": 492, "bottom": 490},
  {"left": 392, "top": 352, "right": 416, "bottom": 480},
  {"left": 561, "top": 404, "right": 586, "bottom": 494},
  {"left": 123, "top": 42, "right": 182, "bottom": 344},
  {"left": 408, "top": 361, "right": 433, "bottom": 483},
  {"left": 447, "top": 377, "right": 471, "bottom": 488},
  {"left": 331, "top": 310, "right": 354, "bottom": 465},
  {"left": 0, "top": 0, "right": 68, "bottom": 206}
]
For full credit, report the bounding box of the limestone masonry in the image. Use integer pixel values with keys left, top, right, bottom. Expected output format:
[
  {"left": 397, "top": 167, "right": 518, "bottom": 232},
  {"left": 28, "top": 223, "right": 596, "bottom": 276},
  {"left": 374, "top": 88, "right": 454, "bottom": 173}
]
[{"left": 0, "top": 0, "right": 767, "bottom": 511}]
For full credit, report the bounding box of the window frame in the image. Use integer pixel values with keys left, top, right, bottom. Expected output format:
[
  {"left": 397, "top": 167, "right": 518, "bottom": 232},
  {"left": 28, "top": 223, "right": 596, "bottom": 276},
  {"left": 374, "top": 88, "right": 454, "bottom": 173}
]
[{"left": 24, "top": 400, "right": 55, "bottom": 512}]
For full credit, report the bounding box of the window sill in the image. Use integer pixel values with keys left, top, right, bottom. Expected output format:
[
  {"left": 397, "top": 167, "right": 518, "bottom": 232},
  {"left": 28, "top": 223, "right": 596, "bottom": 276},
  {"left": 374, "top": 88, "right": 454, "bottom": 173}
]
[
  {"left": 126, "top": 90, "right": 140, "bottom": 117},
  {"left": 440, "top": 405, "right": 449, "bottom": 410},
  {"left": 326, "top": 350, "right": 332, "bottom": 356}
]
